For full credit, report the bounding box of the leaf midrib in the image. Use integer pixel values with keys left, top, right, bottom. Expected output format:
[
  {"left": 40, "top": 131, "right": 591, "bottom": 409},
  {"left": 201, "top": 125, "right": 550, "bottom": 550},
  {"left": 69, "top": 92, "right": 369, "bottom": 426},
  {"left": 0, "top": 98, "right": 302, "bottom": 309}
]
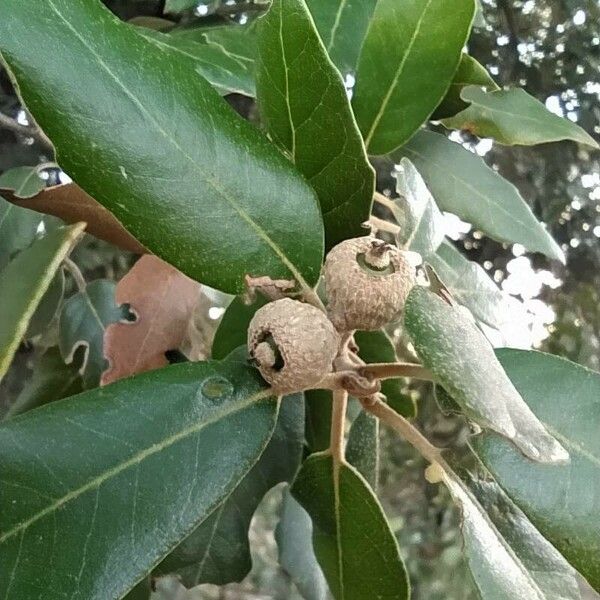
[
  {"left": 364, "top": 0, "right": 435, "bottom": 147},
  {"left": 0, "top": 388, "right": 272, "bottom": 545},
  {"left": 45, "top": 0, "right": 312, "bottom": 292}
]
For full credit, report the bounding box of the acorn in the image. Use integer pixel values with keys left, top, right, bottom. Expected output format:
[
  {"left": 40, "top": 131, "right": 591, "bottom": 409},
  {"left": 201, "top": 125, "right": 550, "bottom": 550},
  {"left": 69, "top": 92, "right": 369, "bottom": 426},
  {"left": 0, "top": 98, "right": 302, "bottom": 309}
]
[
  {"left": 247, "top": 298, "right": 340, "bottom": 394},
  {"left": 324, "top": 236, "right": 416, "bottom": 331}
]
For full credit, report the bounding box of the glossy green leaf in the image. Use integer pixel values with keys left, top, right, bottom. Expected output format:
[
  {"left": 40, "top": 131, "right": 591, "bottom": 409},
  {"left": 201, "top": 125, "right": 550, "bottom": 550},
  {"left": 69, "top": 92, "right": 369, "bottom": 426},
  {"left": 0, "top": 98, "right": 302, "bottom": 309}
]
[
  {"left": 442, "top": 86, "right": 599, "bottom": 149},
  {"left": 0, "top": 195, "right": 42, "bottom": 270},
  {"left": 211, "top": 295, "right": 268, "bottom": 361},
  {"left": 352, "top": 0, "right": 475, "bottom": 154},
  {"left": 394, "top": 130, "right": 565, "bottom": 262},
  {"left": 404, "top": 286, "right": 568, "bottom": 463},
  {"left": 0, "top": 223, "right": 85, "bottom": 382},
  {"left": 0, "top": 165, "right": 47, "bottom": 199},
  {"left": 26, "top": 270, "right": 65, "bottom": 338},
  {"left": 0, "top": 359, "right": 278, "bottom": 600},
  {"left": 346, "top": 410, "right": 379, "bottom": 490},
  {"left": 393, "top": 157, "right": 445, "bottom": 259},
  {"left": 3, "top": 347, "right": 82, "bottom": 421},
  {"left": 354, "top": 330, "right": 415, "bottom": 417},
  {"left": 256, "top": 0, "right": 374, "bottom": 249},
  {"left": 58, "top": 279, "right": 130, "bottom": 389},
  {"left": 305, "top": 0, "right": 377, "bottom": 74},
  {"left": 277, "top": 487, "right": 330, "bottom": 600},
  {"left": 427, "top": 240, "right": 522, "bottom": 332},
  {"left": 155, "top": 391, "right": 304, "bottom": 586},
  {"left": 139, "top": 24, "right": 256, "bottom": 97},
  {"left": 444, "top": 471, "right": 584, "bottom": 600},
  {"left": 292, "top": 454, "right": 409, "bottom": 600},
  {"left": 0, "top": 0, "right": 323, "bottom": 294},
  {"left": 432, "top": 54, "right": 499, "bottom": 120},
  {"left": 305, "top": 389, "right": 333, "bottom": 453},
  {"left": 472, "top": 349, "right": 600, "bottom": 592}
]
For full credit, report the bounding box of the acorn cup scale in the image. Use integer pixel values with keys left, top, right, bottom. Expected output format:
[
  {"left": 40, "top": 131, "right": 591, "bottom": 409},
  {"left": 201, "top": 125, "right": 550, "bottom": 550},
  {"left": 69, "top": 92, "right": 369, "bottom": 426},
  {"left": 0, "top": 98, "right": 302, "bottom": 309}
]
[
  {"left": 324, "top": 236, "right": 416, "bottom": 332},
  {"left": 247, "top": 298, "right": 340, "bottom": 394}
]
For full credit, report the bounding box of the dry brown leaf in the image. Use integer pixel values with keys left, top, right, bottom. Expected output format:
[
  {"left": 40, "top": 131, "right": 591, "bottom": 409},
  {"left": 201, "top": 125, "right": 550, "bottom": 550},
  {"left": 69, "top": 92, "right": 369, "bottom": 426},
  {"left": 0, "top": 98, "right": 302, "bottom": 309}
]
[
  {"left": 101, "top": 255, "right": 200, "bottom": 385},
  {"left": 0, "top": 183, "right": 146, "bottom": 254}
]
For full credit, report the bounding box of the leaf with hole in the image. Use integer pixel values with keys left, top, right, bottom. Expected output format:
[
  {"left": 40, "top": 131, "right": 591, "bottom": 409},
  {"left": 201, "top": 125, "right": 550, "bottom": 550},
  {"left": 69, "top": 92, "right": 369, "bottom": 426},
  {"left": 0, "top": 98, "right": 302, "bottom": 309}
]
[
  {"left": 291, "top": 454, "right": 409, "bottom": 600},
  {"left": 471, "top": 349, "right": 600, "bottom": 593},
  {"left": 442, "top": 86, "right": 599, "bottom": 148},
  {"left": 0, "top": 0, "right": 323, "bottom": 293},
  {"left": 393, "top": 130, "right": 565, "bottom": 262},
  {"left": 0, "top": 223, "right": 85, "bottom": 382},
  {"left": 155, "top": 391, "right": 304, "bottom": 586},
  {"left": 404, "top": 285, "right": 568, "bottom": 463},
  {"left": 59, "top": 279, "right": 131, "bottom": 388},
  {"left": 352, "top": 0, "right": 475, "bottom": 154},
  {"left": 0, "top": 358, "right": 278, "bottom": 600},
  {"left": 102, "top": 256, "right": 200, "bottom": 385},
  {"left": 256, "top": 0, "right": 374, "bottom": 249},
  {"left": 432, "top": 54, "right": 499, "bottom": 120}
]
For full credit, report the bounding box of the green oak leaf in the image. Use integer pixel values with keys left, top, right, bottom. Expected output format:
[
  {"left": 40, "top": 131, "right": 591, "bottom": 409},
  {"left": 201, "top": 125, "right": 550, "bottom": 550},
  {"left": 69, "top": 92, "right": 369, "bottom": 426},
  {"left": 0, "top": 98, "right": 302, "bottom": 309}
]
[
  {"left": 0, "top": 194, "right": 43, "bottom": 270},
  {"left": 305, "top": 389, "right": 333, "bottom": 453},
  {"left": 211, "top": 295, "right": 268, "bottom": 361},
  {"left": 138, "top": 23, "right": 257, "bottom": 97},
  {"left": 392, "top": 157, "right": 445, "bottom": 259},
  {"left": 403, "top": 285, "right": 568, "bottom": 464},
  {"left": 276, "top": 487, "right": 330, "bottom": 600},
  {"left": 432, "top": 54, "right": 499, "bottom": 120},
  {"left": 58, "top": 279, "right": 131, "bottom": 389},
  {"left": 472, "top": 349, "right": 600, "bottom": 593},
  {"left": 427, "top": 239, "right": 526, "bottom": 333},
  {"left": 3, "top": 347, "right": 82, "bottom": 421},
  {"left": 346, "top": 410, "right": 379, "bottom": 490},
  {"left": 155, "top": 391, "right": 304, "bottom": 586},
  {"left": 291, "top": 454, "right": 409, "bottom": 600},
  {"left": 442, "top": 86, "right": 599, "bottom": 149},
  {"left": 0, "top": 165, "right": 48, "bottom": 199},
  {"left": 0, "top": 0, "right": 323, "bottom": 294},
  {"left": 305, "top": 0, "right": 377, "bottom": 75},
  {"left": 354, "top": 330, "right": 415, "bottom": 417},
  {"left": 443, "top": 469, "right": 584, "bottom": 600},
  {"left": 352, "top": 0, "right": 475, "bottom": 154},
  {"left": 256, "top": 0, "right": 374, "bottom": 249},
  {"left": 0, "top": 359, "right": 278, "bottom": 600},
  {"left": 393, "top": 130, "right": 565, "bottom": 262},
  {"left": 0, "top": 223, "right": 85, "bottom": 382}
]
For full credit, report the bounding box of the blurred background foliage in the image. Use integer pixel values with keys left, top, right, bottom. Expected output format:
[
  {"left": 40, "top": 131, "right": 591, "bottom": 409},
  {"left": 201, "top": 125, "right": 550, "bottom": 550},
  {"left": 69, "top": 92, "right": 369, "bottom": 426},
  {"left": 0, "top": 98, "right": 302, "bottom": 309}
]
[{"left": 0, "top": 0, "right": 598, "bottom": 598}]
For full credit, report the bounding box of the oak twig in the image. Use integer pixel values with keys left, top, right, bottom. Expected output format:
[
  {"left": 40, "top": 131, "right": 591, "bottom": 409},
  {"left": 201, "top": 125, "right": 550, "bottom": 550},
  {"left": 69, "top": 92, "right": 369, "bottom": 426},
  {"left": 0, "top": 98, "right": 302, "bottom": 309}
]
[
  {"left": 360, "top": 362, "right": 434, "bottom": 382},
  {"left": 63, "top": 257, "right": 86, "bottom": 293},
  {"left": 363, "top": 398, "right": 450, "bottom": 471},
  {"left": 0, "top": 111, "right": 53, "bottom": 150},
  {"left": 330, "top": 389, "right": 348, "bottom": 463}
]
